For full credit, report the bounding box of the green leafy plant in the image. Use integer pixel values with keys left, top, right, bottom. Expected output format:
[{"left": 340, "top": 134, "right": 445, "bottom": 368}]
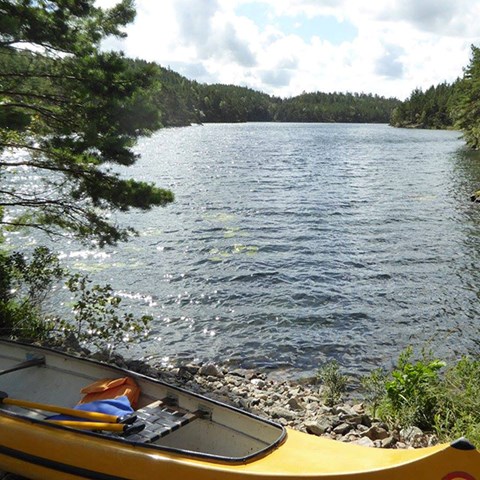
[
  {"left": 363, "top": 347, "right": 445, "bottom": 431},
  {"left": 361, "top": 367, "right": 388, "bottom": 419},
  {"left": 0, "top": 246, "right": 65, "bottom": 338},
  {"left": 317, "top": 360, "right": 349, "bottom": 407},
  {"left": 433, "top": 357, "right": 480, "bottom": 446},
  {"left": 0, "top": 245, "right": 151, "bottom": 352},
  {"left": 65, "top": 273, "right": 151, "bottom": 351}
]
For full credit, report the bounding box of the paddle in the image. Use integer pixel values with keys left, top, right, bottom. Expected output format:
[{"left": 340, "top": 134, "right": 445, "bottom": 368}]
[
  {"left": 47, "top": 420, "right": 145, "bottom": 434},
  {"left": 0, "top": 392, "right": 136, "bottom": 424},
  {"left": 0, "top": 357, "right": 45, "bottom": 376}
]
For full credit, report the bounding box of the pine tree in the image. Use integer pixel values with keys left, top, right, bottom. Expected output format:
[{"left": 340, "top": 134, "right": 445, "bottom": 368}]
[
  {"left": 453, "top": 45, "right": 480, "bottom": 149},
  {"left": 0, "top": 0, "right": 174, "bottom": 245}
]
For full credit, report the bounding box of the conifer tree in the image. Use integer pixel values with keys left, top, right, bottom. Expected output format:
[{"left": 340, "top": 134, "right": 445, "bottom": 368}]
[
  {"left": 453, "top": 45, "right": 480, "bottom": 149},
  {"left": 0, "top": 0, "right": 174, "bottom": 245}
]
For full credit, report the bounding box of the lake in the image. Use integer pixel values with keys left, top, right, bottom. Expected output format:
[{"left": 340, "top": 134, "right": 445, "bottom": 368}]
[{"left": 15, "top": 123, "right": 480, "bottom": 377}]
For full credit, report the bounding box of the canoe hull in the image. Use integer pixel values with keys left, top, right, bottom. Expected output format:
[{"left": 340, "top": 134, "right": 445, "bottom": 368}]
[
  {"left": 2, "top": 418, "right": 480, "bottom": 480},
  {"left": 1, "top": 340, "right": 480, "bottom": 480}
]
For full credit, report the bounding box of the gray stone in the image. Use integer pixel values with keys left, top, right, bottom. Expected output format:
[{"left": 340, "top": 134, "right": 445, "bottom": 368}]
[
  {"left": 304, "top": 419, "right": 329, "bottom": 436},
  {"left": 400, "top": 426, "right": 424, "bottom": 443},
  {"left": 351, "top": 436, "right": 375, "bottom": 448},
  {"left": 380, "top": 436, "right": 396, "bottom": 449},
  {"left": 287, "top": 397, "right": 304, "bottom": 411},
  {"left": 270, "top": 407, "right": 297, "bottom": 421},
  {"left": 250, "top": 378, "right": 265, "bottom": 388},
  {"left": 362, "top": 425, "right": 390, "bottom": 441},
  {"left": 345, "top": 414, "right": 364, "bottom": 426},
  {"left": 333, "top": 422, "right": 352, "bottom": 435},
  {"left": 178, "top": 364, "right": 200, "bottom": 376},
  {"left": 352, "top": 403, "right": 365, "bottom": 414},
  {"left": 199, "top": 363, "right": 224, "bottom": 378}
]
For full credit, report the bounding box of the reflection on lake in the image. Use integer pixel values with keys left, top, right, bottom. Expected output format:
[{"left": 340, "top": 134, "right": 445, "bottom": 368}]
[{"left": 9, "top": 123, "right": 480, "bottom": 377}]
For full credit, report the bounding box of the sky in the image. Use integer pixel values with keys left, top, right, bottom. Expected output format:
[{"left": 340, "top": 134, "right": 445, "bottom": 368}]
[{"left": 97, "top": 0, "right": 480, "bottom": 100}]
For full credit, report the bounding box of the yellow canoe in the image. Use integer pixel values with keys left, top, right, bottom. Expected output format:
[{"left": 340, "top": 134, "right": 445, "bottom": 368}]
[{"left": 1, "top": 340, "right": 479, "bottom": 480}]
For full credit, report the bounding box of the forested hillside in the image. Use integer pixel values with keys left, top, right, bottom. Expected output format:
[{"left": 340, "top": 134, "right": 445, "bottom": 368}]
[
  {"left": 275, "top": 92, "right": 399, "bottom": 123},
  {"left": 137, "top": 42, "right": 480, "bottom": 145},
  {"left": 389, "top": 82, "right": 457, "bottom": 129},
  {"left": 127, "top": 59, "right": 400, "bottom": 126},
  {"left": 389, "top": 44, "right": 480, "bottom": 149}
]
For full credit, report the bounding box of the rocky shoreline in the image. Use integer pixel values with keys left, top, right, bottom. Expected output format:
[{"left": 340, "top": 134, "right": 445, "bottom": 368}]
[
  {"left": 0, "top": 348, "right": 437, "bottom": 480},
  {"left": 115, "top": 352, "right": 437, "bottom": 450}
]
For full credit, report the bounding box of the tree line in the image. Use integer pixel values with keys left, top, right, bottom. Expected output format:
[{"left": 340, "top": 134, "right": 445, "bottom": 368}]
[
  {"left": 127, "top": 59, "right": 399, "bottom": 126},
  {"left": 389, "top": 45, "right": 480, "bottom": 149}
]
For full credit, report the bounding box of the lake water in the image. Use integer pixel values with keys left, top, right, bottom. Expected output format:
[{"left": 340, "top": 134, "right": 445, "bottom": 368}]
[{"left": 13, "top": 123, "right": 480, "bottom": 377}]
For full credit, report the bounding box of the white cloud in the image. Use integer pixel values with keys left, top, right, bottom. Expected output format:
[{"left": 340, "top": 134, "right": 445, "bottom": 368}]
[{"left": 96, "top": 0, "right": 480, "bottom": 99}]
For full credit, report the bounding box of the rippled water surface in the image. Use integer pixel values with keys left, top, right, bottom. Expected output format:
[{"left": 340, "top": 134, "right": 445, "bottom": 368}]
[{"left": 13, "top": 123, "right": 480, "bottom": 376}]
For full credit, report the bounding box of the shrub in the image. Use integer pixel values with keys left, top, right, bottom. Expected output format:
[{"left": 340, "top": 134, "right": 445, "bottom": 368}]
[
  {"left": 363, "top": 347, "right": 445, "bottom": 430},
  {"left": 0, "top": 246, "right": 151, "bottom": 352},
  {"left": 434, "top": 357, "right": 480, "bottom": 446},
  {"left": 317, "top": 360, "right": 349, "bottom": 407},
  {"left": 65, "top": 273, "right": 152, "bottom": 351},
  {"left": 0, "top": 247, "right": 64, "bottom": 339}
]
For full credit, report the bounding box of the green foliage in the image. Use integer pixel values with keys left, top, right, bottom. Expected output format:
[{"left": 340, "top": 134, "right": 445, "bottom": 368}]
[
  {"left": 317, "top": 360, "right": 349, "bottom": 407},
  {"left": 392, "top": 43, "right": 480, "bottom": 148},
  {"left": 198, "top": 84, "right": 276, "bottom": 123},
  {"left": 0, "top": 0, "right": 174, "bottom": 246},
  {"left": 0, "top": 246, "right": 64, "bottom": 338},
  {"left": 433, "top": 357, "right": 480, "bottom": 446},
  {"left": 65, "top": 274, "right": 151, "bottom": 351},
  {"left": 362, "top": 350, "right": 480, "bottom": 446},
  {"left": 452, "top": 45, "right": 480, "bottom": 149},
  {"left": 0, "top": 246, "right": 151, "bottom": 350},
  {"left": 361, "top": 367, "right": 388, "bottom": 419},
  {"left": 382, "top": 348, "right": 445, "bottom": 430},
  {"left": 390, "top": 82, "right": 457, "bottom": 129},
  {"left": 275, "top": 92, "right": 400, "bottom": 123},
  {"left": 363, "top": 348, "right": 446, "bottom": 430}
]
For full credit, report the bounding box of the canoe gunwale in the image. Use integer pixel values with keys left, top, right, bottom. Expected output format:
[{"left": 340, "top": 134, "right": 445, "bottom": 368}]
[
  {"left": 0, "top": 408, "right": 287, "bottom": 465},
  {"left": 0, "top": 339, "right": 287, "bottom": 465}
]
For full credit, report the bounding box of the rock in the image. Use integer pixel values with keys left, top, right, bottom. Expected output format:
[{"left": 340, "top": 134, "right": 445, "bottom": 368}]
[
  {"left": 199, "top": 363, "right": 224, "bottom": 378},
  {"left": 351, "top": 436, "right": 375, "bottom": 448},
  {"left": 380, "top": 436, "right": 396, "bottom": 449},
  {"left": 250, "top": 378, "right": 265, "bottom": 388},
  {"left": 333, "top": 422, "right": 352, "bottom": 435},
  {"left": 361, "top": 415, "right": 372, "bottom": 427},
  {"left": 345, "top": 414, "right": 364, "bottom": 426},
  {"left": 362, "top": 425, "right": 390, "bottom": 441},
  {"left": 334, "top": 406, "right": 356, "bottom": 416},
  {"left": 400, "top": 426, "right": 424, "bottom": 444},
  {"left": 352, "top": 403, "right": 365, "bottom": 414},
  {"left": 287, "top": 397, "right": 304, "bottom": 411},
  {"left": 304, "top": 419, "right": 331, "bottom": 436},
  {"left": 177, "top": 364, "right": 200, "bottom": 377},
  {"left": 471, "top": 190, "right": 480, "bottom": 202},
  {"left": 270, "top": 407, "right": 297, "bottom": 421}
]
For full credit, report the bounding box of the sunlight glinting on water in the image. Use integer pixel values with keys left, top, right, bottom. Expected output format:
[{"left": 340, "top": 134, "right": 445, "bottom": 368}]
[{"left": 8, "top": 123, "right": 480, "bottom": 377}]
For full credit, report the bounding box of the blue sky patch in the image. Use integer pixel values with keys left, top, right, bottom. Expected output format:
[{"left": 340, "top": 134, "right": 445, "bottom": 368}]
[{"left": 236, "top": 4, "right": 358, "bottom": 45}]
